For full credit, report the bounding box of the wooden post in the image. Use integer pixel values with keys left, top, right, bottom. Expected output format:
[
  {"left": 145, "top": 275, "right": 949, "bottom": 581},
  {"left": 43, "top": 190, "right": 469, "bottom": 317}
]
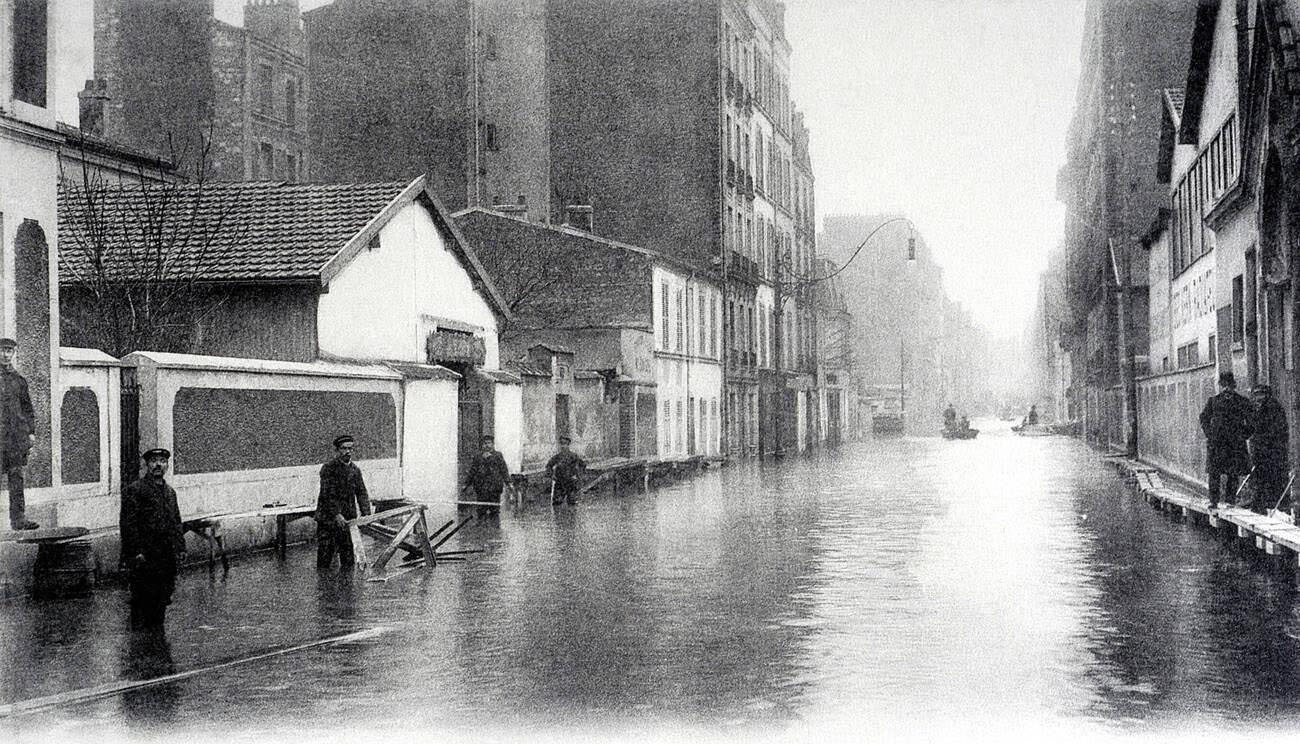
[
  {"left": 370, "top": 511, "right": 422, "bottom": 575},
  {"left": 415, "top": 510, "right": 436, "bottom": 569}
]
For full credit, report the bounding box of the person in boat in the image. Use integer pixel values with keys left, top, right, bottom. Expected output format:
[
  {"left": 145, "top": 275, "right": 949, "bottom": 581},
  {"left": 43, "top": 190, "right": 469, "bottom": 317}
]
[
  {"left": 1025, "top": 405, "right": 1039, "bottom": 426},
  {"left": 943, "top": 404, "right": 957, "bottom": 431},
  {"left": 959, "top": 415, "right": 971, "bottom": 432}
]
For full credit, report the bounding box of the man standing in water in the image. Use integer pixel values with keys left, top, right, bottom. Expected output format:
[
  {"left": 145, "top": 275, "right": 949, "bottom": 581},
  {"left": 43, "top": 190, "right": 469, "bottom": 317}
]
[
  {"left": 464, "top": 434, "right": 512, "bottom": 515},
  {"left": 1199, "top": 371, "right": 1253, "bottom": 510},
  {"left": 120, "top": 448, "right": 186, "bottom": 630},
  {"left": 316, "top": 435, "right": 372, "bottom": 569},
  {"left": 547, "top": 435, "right": 586, "bottom": 506},
  {"left": 1, "top": 338, "right": 38, "bottom": 530}
]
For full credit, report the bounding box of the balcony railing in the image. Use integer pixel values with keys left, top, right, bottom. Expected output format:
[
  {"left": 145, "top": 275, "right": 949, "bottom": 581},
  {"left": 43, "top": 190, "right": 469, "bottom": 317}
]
[{"left": 728, "top": 250, "right": 760, "bottom": 281}]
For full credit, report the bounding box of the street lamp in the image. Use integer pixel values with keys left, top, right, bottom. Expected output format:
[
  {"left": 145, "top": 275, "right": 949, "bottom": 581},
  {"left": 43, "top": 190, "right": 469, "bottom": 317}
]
[{"left": 773, "top": 216, "right": 918, "bottom": 447}]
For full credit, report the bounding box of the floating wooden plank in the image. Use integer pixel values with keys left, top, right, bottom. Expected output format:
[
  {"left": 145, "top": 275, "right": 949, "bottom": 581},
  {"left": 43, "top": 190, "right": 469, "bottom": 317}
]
[{"left": 0, "top": 627, "right": 390, "bottom": 718}]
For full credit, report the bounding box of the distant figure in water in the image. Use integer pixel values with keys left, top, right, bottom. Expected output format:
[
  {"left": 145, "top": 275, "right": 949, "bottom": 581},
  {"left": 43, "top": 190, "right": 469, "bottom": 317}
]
[
  {"left": 959, "top": 416, "right": 970, "bottom": 432},
  {"left": 1025, "top": 405, "right": 1039, "bottom": 426},
  {"left": 943, "top": 403, "right": 957, "bottom": 431}
]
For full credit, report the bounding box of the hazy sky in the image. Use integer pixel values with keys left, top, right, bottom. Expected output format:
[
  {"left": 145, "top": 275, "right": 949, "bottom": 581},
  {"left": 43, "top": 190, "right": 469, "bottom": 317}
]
[
  {"left": 786, "top": 0, "right": 1086, "bottom": 337},
  {"left": 221, "top": 0, "right": 1086, "bottom": 338}
]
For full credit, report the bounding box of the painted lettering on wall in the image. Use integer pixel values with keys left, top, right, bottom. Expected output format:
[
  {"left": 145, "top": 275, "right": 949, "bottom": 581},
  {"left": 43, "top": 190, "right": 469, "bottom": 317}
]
[{"left": 1172, "top": 268, "right": 1214, "bottom": 329}]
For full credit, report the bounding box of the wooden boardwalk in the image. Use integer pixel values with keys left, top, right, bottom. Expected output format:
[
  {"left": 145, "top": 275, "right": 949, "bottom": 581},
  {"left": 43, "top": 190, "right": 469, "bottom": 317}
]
[{"left": 1110, "top": 459, "right": 1300, "bottom": 565}]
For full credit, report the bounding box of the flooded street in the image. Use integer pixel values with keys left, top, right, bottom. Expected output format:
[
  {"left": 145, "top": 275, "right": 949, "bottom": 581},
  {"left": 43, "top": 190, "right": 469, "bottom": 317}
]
[{"left": 7, "top": 420, "right": 1300, "bottom": 741}]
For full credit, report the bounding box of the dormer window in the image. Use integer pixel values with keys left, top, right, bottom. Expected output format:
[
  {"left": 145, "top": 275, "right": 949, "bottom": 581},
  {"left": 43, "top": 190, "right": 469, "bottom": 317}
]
[{"left": 13, "top": 0, "right": 48, "bottom": 107}]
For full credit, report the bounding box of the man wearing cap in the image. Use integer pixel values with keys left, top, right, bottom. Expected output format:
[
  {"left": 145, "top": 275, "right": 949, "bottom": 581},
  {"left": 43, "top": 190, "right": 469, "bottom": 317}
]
[
  {"left": 1199, "top": 371, "right": 1253, "bottom": 510},
  {"left": 464, "top": 434, "right": 511, "bottom": 515},
  {"left": 1, "top": 337, "right": 38, "bottom": 530},
  {"left": 120, "top": 448, "right": 186, "bottom": 630},
  {"left": 1249, "top": 383, "right": 1289, "bottom": 515},
  {"left": 315, "top": 435, "right": 371, "bottom": 569},
  {"left": 546, "top": 435, "right": 586, "bottom": 506}
]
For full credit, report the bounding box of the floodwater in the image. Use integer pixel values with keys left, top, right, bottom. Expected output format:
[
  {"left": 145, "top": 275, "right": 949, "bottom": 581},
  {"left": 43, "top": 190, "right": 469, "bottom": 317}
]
[{"left": 5, "top": 419, "right": 1300, "bottom": 743}]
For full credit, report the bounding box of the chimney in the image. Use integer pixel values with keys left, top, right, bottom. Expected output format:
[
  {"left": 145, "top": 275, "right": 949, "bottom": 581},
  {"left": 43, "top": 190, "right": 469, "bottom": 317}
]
[
  {"left": 562, "top": 205, "right": 594, "bottom": 232},
  {"left": 245, "top": 0, "right": 303, "bottom": 51},
  {"left": 78, "top": 78, "right": 110, "bottom": 137},
  {"left": 493, "top": 203, "right": 528, "bottom": 218}
]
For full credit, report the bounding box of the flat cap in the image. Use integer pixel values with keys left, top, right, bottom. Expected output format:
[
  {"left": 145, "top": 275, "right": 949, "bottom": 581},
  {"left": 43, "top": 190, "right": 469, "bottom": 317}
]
[
  {"left": 333, "top": 434, "right": 355, "bottom": 448},
  {"left": 141, "top": 447, "right": 171, "bottom": 460},
  {"left": 0, "top": 338, "right": 17, "bottom": 349},
  {"left": 558, "top": 435, "right": 572, "bottom": 444}
]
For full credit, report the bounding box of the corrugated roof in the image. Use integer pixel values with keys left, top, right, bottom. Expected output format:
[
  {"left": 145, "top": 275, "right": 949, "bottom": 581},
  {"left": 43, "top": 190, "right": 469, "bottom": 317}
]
[{"left": 58, "top": 180, "right": 412, "bottom": 283}]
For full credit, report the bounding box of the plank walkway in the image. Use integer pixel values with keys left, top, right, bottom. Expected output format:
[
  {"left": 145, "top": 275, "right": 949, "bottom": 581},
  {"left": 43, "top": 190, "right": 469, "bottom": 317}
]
[{"left": 1110, "top": 459, "right": 1300, "bottom": 564}]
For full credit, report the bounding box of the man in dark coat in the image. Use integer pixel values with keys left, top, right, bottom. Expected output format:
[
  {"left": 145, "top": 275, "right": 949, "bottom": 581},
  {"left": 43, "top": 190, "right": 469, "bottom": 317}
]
[
  {"left": 316, "top": 435, "right": 371, "bottom": 569},
  {"left": 547, "top": 435, "right": 586, "bottom": 506},
  {"left": 464, "top": 434, "right": 511, "bottom": 515},
  {"left": 1, "top": 338, "right": 38, "bottom": 530},
  {"left": 943, "top": 404, "right": 957, "bottom": 431},
  {"left": 120, "top": 448, "right": 186, "bottom": 630},
  {"left": 1199, "top": 371, "right": 1254, "bottom": 509},
  {"left": 1249, "top": 383, "right": 1289, "bottom": 515}
]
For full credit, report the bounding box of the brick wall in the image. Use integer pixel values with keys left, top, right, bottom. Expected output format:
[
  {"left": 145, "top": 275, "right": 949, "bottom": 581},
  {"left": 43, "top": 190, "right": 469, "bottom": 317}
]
[
  {"left": 94, "top": 0, "right": 216, "bottom": 169},
  {"left": 546, "top": 0, "right": 722, "bottom": 267},
  {"left": 305, "top": 0, "right": 471, "bottom": 206}
]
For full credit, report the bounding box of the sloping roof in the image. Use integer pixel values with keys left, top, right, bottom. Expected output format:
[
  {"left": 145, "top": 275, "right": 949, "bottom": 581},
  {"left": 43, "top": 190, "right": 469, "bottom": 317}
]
[
  {"left": 1178, "top": 0, "right": 1222, "bottom": 145},
  {"left": 57, "top": 176, "right": 512, "bottom": 320},
  {"left": 59, "top": 180, "right": 411, "bottom": 283},
  {"left": 454, "top": 208, "right": 658, "bottom": 332},
  {"left": 1156, "top": 88, "right": 1186, "bottom": 184},
  {"left": 386, "top": 361, "right": 462, "bottom": 381}
]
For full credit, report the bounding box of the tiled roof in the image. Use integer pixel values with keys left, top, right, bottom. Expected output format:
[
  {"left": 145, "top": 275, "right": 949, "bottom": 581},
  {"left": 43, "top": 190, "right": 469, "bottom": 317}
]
[
  {"left": 58, "top": 180, "right": 412, "bottom": 283},
  {"left": 454, "top": 209, "right": 654, "bottom": 332},
  {"left": 510, "top": 362, "right": 553, "bottom": 378},
  {"left": 1163, "top": 88, "right": 1185, "bottom": 119}
]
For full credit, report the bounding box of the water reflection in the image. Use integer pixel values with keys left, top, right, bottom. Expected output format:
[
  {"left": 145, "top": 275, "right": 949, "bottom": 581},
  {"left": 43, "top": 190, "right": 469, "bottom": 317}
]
[
  {"left": 119, "top": 629, "right": 179, "bottom": 727},
  {"left": 8, "top": 423, "right": 1300, "bottom": 738}
]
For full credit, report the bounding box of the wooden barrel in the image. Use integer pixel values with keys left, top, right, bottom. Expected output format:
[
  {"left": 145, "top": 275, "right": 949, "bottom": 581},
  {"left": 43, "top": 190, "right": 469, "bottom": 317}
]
[{"left": 33, "top": 539, "right": 97, "bottom": 598}]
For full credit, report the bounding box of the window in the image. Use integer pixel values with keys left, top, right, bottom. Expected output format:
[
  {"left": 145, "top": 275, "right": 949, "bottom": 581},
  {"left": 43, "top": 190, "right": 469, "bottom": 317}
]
[
  {"left": 285, "top": 79, "right": 296, "bottom": 125},
  {"left": 485, "top": 33, "right": 498, "bottom": 60},
  {"left": 711, "top": 297, "right": 719, "bottom": 357},
  {"left": 698, "top": 292, "right": 707, "bottom": 357},
  {"left": 686, "top": 287, "right": 695, "bottom": 353},
  {"left": 485, "top": 122, "right": 500, "bottom": 151},
  {"left": 661, "top": 282, "right": 670, "bottom": 347},
  {"left": 13, "top": 0, "right": 48, "bottom": 106},
  {"left": 286, "top": 153, "right": 297, "bottom": 183},
  {"left": 1171, "top": 113, "right": 1238, "bottom": 275},
  {"left": 1232, "top": 274, "right": 1244, "bottom": 345},
  {"left": 676, "top": 400, "right": 684, "bottom": 452},
  {"left": 257, "top": 143, "right": 274, "bottom": 179},
  {"left": 257, "top": 64, "right": 274, "bottom": 115},
  {"left": 663, "top": 400, "right": 671, "bottom": 449},
  {"left": 675, "top": 289, "right": 684, "bottom": 352}
]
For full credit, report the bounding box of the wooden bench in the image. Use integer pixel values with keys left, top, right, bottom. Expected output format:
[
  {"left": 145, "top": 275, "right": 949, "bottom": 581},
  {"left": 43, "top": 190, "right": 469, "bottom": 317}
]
[{"left": 182, "top": 504, "right": 316, "bottom": 571}]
